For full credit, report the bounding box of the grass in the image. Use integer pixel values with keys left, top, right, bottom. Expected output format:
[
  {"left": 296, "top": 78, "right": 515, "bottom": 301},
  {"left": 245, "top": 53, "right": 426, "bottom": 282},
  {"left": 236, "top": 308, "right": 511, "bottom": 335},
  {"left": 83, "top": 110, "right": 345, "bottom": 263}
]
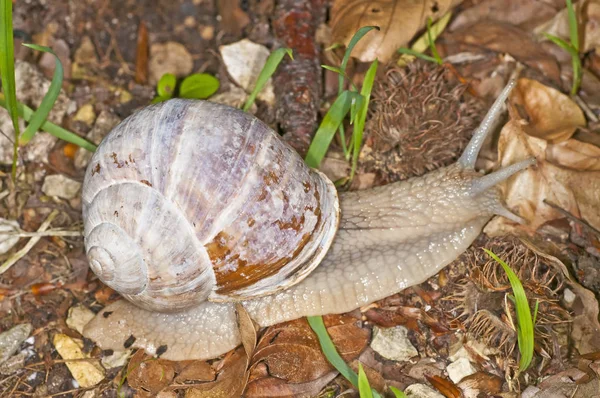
[
  {"left": 484, "top": 249, "right": 538, "bottom": 372},
  {"left": 243, "top": 47, "right": 293, "bottom": 112},
  {"left": 0, "top": 0, "right": 97, "bottom": 180},
  {"left": 305, "top": 26, "right": 379, "bottom": 181},
  {"left": 397, "top": 13, "right": 452, "bottom": 65},
  {"left": 542, "top": 0, "right": 581, "bottom": 95}
]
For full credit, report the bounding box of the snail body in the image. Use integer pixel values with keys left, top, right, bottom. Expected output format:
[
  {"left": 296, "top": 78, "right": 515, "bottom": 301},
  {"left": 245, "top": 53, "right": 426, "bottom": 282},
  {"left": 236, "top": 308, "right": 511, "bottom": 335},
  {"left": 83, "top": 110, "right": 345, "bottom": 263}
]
[{"left": 82, "top": 80, "right": 535, "bottom": 361}]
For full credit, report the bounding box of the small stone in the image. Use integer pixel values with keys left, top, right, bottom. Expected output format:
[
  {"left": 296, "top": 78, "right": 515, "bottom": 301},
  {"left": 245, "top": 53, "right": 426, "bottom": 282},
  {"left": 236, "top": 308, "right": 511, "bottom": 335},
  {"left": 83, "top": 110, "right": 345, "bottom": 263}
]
[
  {"left": 149, "top": 41, "right": 194, "bottom": 85},
  {"left": 199, "top": 25, "right": 214, "bottom": 40},
  {"left": 0, "top": 351, "right": 27, "bottom": 375},
  {"left": 209, "top": 85, "right": 249, "bottom": 110},
  {"left": 0, "top": 218, "right": 21, "bottom": 255},
  {"left": 42, "top": 174, "right": 82, "bottom": 200},
  {"left": 219, "top": 39, "right": 275, "bottom": 105},
  {"left": 74, "top": 111, "right": 121, "bottom": 169},
  {"left": 563, "top": 288, "right": 576, "bottom": 307},
  {"left": 74, "top": 36, "right": 98, "bottom": 65},
  {"left": 522, "top": 385, "right": 541, "bottom": 398},
  {"left": 0, "top": 324, "right": 32, "bottom": 365},
  {"left": 405, "top": 383, "right": 445, "bottom": 398},
  {"left": 370, "top": 326, "right": 418, "bottom": 362},
  {"left": 66, "top": 304, "right": 96, "bottom": 335},
  {"left": 184, "top": 16, "right": 196, "bottom": 28},
  {"left": 73, "top": 104, "right": 97, "bottom": 125},
  {"left": 101, "top": 349, "right": 133, "bottom": 369},
  {"left": 446, "top": 357, "right": 477, "bottom": 383}
]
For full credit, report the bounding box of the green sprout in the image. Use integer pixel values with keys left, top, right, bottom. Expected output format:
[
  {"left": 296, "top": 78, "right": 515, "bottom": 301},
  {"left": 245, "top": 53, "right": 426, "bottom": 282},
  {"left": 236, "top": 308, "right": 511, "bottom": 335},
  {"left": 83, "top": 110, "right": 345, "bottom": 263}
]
[
  {"left": 397, "top": 12, "right": 452, "bottom": 65},
  {"left": 484, "top": 249, "right": 539, "bottom": 372},
  {"left": 542, "top": 0, "right": 581, "bottom": 95},
  {"left": 243, "top": 47, "right": 293, "bottom": 112},
  {"left": 152, "top": 72, "right": 220, "bottom": 103}
]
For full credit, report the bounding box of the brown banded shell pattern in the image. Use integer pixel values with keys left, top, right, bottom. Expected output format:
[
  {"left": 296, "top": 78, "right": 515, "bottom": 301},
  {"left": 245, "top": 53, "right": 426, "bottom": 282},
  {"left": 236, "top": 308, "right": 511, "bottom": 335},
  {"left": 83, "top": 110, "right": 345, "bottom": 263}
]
[{"left": 82, "top": 99, "right": 340, "bottom": 312}]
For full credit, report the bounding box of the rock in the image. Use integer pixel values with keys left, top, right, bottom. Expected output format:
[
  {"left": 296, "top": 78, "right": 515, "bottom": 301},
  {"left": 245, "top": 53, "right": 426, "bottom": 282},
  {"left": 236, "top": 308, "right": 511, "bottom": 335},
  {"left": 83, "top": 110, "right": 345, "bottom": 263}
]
[
  {"left": 0, "top": 351, "right": 27, "bottom": 375},
  {"left": 0, "top": 61, "right": 74, "bottom": 165},
  {"left": 446, "top": 357, "right": 477, "bottom": 384},
  {"left": 73, "top": 104, "right": 97, "bottom": 126},
  {"left": 0, "top": 324, "right": 32, "bottom": 365},
  {"left": 209, "top": 85, "right": 250, "bottom": 110},
  {"left": 74, "top": 36, "right": 98, "bottom": 65},
  {"left": 149, "top": 41, "right": 194, "bottom": 85},
  {"left": 66, "top": 304, "right": 96, "bottom": 335},
  {"left": 563, "top": 288, "right": 576, "bottom": 307},
  {"left": 0, "top": 218, "right": 21, "bottom": 255},
  {"left": 219, "top": 39, "right": 275, "bottom": 106},
  {"left": 42, "top": 174, "right": 82, "bottom": 200},
  {"left": 39, "top": 39, "right": 71, "bottom": 80},
  {"left": 521, "top": 385, "right": 541, "bottom": 398},
  {"left": 74, "top": 110, "right": 121, "bottom": 169},
  {"left": 370, "top": 326, "right": 418, "bottom": 362},
  {"left": 101, "top": 349, "right": 133, "bottom": 369},
  {"left": 405, "top": 383, "right": 445, "bottom": 398}
]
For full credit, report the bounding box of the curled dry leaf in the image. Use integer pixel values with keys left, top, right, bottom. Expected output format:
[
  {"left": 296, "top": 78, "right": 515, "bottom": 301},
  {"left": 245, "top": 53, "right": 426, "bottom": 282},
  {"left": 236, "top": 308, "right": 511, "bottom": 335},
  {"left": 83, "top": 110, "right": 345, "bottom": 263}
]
[
  {"left": 426, "top": 374, "right": 462, "bottom": 398},
  {"left": 250, "top": 315, "right": 370, "bottom": 384},
  {"left": 484, "top": 78, "right": 600, "bottom": 236},
  {"left": 127, "top": 350, "right": 176, "bottom": 395},
  {"left": 245, "top": 371, "right": 338, "bottom": 398},
  {"left": 185, "top": 347, "right": 250, "bottom": 397},
  {"left": 330, "top": 0, "right": 462, "bottom": 63}
]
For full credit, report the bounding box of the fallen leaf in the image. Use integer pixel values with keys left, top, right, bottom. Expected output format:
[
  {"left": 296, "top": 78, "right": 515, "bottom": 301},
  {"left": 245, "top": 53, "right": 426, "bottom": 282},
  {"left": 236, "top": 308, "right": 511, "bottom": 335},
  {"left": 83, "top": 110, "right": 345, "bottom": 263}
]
[
  {"left": 509, "top": 78, "right": 586, "bottom": 142},
  {"left": 250, "top": 315, "right": 369, "bottom": 383},
  {"left": 484, "top": 79, "right": 600, "bottom": 236},
  {"left": 185, "top": 347, "right": 249, "bottom": 397},
  {"left": 441, "top": 20, "right": 562, "bottom": 83},
  {"left": 535, "top": 0, "right": 600, "bottom": 53},
  {"left": 426, "top": 374, "right": 462, "bottom": 398},
  {"left": 236, "top": 303, "right": 257, "bottom": 358},
  {"left": 245, "top": 371, "right": 338, "bottom": 398},
  {"left": 175, "top": 360, "right": 216, "bottom": 384},
  {"left": 135, "top": 21, "right": 149, "bottom": 84},
  {"left": 330, "top": 0, "right": 462, "bottom": 63},
  {"left": 457, "top": 371, "right": 503, "bottom": 396},
  {"left": 52, "top": 333, "right": 105, "bottom": 388},
  {"left": 217, "top": 0, "right": 250, "bottom": 36},
  {"left": 127, "top": 350, "right": 176, "bottom": 395}
]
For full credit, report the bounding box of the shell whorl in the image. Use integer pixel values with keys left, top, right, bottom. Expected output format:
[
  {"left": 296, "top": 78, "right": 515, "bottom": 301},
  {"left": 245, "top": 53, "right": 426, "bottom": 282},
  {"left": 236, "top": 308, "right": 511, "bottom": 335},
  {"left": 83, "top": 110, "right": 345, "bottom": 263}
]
[{"left": 82, "top": 100, "right": 340, "bottom": 312}]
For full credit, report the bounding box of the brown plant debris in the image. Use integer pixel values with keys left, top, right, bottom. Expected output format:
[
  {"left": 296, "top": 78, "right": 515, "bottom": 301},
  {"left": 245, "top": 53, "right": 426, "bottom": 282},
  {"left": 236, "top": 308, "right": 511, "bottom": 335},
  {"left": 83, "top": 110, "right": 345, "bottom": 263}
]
[
  {"left": 444, "top": 236, "right": 572, "bottom": 369},
  {"left": 272, "top": 0, "right": 326, "bottom": 157},
  {"left": 361, "top": 60, "right": 485, "bottom": 183}
]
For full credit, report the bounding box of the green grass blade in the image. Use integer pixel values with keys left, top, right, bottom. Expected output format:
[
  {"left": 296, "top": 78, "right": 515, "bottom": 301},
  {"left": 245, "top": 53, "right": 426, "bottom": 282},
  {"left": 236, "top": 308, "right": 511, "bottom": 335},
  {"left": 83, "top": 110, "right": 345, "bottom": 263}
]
[
  {"left": 305, "top": 90, "right": 361, "bottom": 168},
  {"left": 307, "top": 316, "right": 358, "bottom": 386},
  {"left": 411, "top": 12, "right": 452, "bottom": 54},
  {"left": 243, "top": 47, "right": 292, "bottom": 112},
  {"left": 566, "top": 0, "right": 578, "bottom": 51},
  {"left": 308, "top": 316, "right": 382, "bottom": 398},
  {"left": 350, "top": 59, "right": 378, "bottom": 180},
  {"left": 484, "top": 249, "right": 535, "bottom": 371},
  {"left": 20, "top": 44, "right": 64, "bottom": 144},
  {"left": 542, "top": 33, "right": 574, "bottom": 53},
  {"left": 397, "top": 48, "right": 440, "bottom": 64},
  {"left": 0, "top": 93, "right": 97, "bottom": 152},
  {"left": 426, "top": 18, "right": 443, "bottom": 65},
  {"left": 390, "top": 387, "right": 407, "bottom": 398},
  {"left": 358, "top": 363, "right": 373, "bottom": 398},
  {"left": 0, "top": 0, "right": 20, "bottom": 178}
]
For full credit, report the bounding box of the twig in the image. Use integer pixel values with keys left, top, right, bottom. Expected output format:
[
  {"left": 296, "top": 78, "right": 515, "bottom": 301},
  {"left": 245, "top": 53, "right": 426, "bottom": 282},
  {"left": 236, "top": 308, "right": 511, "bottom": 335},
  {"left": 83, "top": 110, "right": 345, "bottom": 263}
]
[
  {"left": 0, "top": 209, "right": 59, "bottom": 275},
  {"left": 0, "top": 229, "right": 82, "bottom": 238}
]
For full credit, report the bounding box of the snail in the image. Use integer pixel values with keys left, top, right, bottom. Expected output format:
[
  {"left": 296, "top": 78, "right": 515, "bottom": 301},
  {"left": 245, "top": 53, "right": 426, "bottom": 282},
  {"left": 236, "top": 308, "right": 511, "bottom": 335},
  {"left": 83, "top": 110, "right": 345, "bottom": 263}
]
[{"left": 81, "top": 79, "right": 535, "bottom": 362}]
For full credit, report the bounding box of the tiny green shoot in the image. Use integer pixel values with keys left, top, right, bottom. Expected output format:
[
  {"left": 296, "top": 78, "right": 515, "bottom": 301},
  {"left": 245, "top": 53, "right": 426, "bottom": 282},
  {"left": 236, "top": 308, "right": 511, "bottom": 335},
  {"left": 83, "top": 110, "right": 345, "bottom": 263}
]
[
  {"left": 152, "top": 73, "right": 220, "bottom": 104},
  {"left": 243, "top": 47, "right": 293, "bottom": 112},
  {"left": 542, "top": 0, "right": 581, "bottom": 95},
  {"left": 358, "top": 363, "right": 373, "bottom": 398},
  {"left": 19, "top": 44, "right": 64, "bottom": 144},
  {"left": 390, "top": 387, "right": 407, "bottom": 398},
  {"left": 483, "top": 249, "right": 536, "bottom": 372},
  {"left": 397, "top": 12, "right": 452, "bottom": 65},
  {"left": 1, "top": 0, "right": 21, "bottom": 179},
  {"left": 307, "top": 316, "right": 382, "bottom": 398}
]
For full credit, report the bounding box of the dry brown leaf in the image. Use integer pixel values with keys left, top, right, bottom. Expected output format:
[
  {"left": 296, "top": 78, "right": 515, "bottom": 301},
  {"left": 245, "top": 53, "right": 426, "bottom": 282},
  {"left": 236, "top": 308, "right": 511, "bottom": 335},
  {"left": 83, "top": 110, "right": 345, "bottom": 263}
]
[
  {"left": 535, "top": 0, "right": 600, "bottom": 53},
  {"left": 186, "top": 347, "right": 250, "bottom": 398},
  {"left": 174, "top": 361, "right": 216, "bottom": 384},
  {"left": 484, "top": 79, "right": 600, "bottom": 236},
  {"left": 236, "top": 303, "right": 257, "bottom": 358},
  {"left": 457, "top": 371, "right": 503, "bottom": 396},
  {"left": 509, "top": 78, "right": 586, "bottom": 142},
  {"left": 127, "top": 350, "right": 176, "bottom": 395},
  {"left": 245, "top": 371, "right": 338, "bottom": 398},
  {"left": 52, "top": 333, "right": 105, "bottom": 388},
  {"left": 426, "top": 374, "right": 462, "bottom": 398},
  {"left": 250, "top": 315, "right": 370, "bottom": 384},
  {"left": 441, "top": 20, "right": 562, "bottom": 83},
  {"left": 330, "top": 0, "right": 462, "bottom": 63}
]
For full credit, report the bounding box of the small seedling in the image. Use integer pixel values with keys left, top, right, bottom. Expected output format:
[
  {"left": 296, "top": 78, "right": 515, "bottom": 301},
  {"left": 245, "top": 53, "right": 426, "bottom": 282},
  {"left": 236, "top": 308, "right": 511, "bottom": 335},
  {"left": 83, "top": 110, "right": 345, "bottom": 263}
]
[
  {"left": 243, "top": 47, "right": 293, "bottom": 112},
  {"left": 152, "top": 72, "right": 220, "bottom": 103},
  {"left": 1, "top": 0, "right": 97, "bottom": 180},
  {"left": 542, "top": 0, "right": 581, "bottom": 95},
  {"left": 305, "top": 26, "right": 379, "bottom": 181},
  {"left": 484, "top": 249, "right": 538, "bottom": 372},
  {"left": 397, "top": 12, "right": 452, "bottom": 65}
]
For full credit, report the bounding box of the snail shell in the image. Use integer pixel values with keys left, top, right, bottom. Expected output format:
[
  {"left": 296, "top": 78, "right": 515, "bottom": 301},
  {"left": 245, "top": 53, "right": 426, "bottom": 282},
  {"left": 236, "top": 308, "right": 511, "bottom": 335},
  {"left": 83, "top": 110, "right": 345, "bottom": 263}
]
[{"left": 81, "top": 100, "right": 340, "bottom": 312}]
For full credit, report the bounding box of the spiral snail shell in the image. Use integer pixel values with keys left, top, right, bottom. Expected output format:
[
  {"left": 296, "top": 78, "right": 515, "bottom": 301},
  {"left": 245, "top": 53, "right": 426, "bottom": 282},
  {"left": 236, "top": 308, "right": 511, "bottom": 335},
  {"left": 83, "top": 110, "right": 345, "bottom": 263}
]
[
  {"left": 82, "top": 100, "right": 340, "bottom": 311},
  {"left": 82, "top": 79, "right": 536, "bottom": 361}
]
